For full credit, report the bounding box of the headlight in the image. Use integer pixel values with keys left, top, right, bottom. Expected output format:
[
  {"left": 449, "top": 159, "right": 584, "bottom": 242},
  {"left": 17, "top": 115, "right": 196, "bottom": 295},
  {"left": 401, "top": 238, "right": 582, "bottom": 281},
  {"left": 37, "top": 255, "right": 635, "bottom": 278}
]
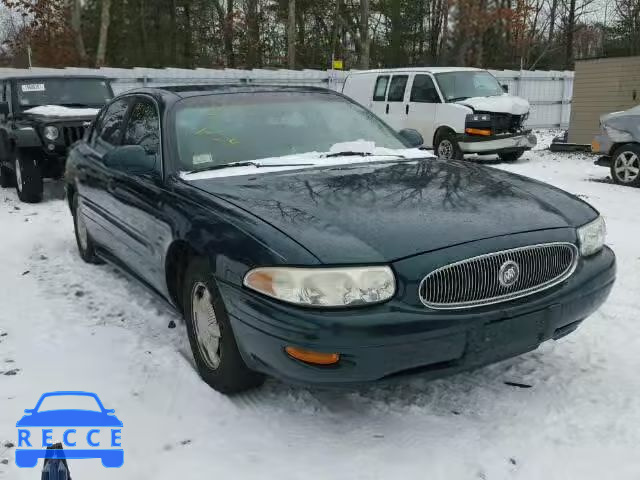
[
  {"left": 44, "top": 126, "right": 59, "bottom": 141},
  {"left": 577, "top": 216, "right": 606, "bottom": 257},
  {"left": 603, "top": 124, "right": 633, "bottom": 143},
  {"left": 466, "top": 114, "right": 491, "bottom": 122},
  {"left": 243, "top": 266, "right": 396, "bottom": 307}
]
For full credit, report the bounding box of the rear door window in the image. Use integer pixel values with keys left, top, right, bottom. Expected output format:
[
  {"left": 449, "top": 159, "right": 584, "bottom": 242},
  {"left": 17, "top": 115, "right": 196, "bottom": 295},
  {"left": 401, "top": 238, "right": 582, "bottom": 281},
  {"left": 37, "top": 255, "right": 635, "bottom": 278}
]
[
  {"left": 387, "top": 75, "right": 408, "bottom": 102},
  {"left": 373, "top": 76, "right": 389, "bottom": 101}
]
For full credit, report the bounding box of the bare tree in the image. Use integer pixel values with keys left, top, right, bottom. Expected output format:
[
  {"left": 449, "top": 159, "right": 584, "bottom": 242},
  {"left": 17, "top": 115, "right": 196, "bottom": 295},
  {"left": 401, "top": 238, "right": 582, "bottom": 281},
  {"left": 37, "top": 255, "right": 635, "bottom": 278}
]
[
  {"left": 95, "top": 0, "right": 112, "bottom": 67},
  {"left": 359, "top": 0, "right": 370, "bottom": 68},
  {"left": 246, "top": 0, "right": 260, "bottom": 67},
  {"left": 287, "top": 0, "right": 295, "bottom": 68},
  {"left": 614, "top": 0, "right": 640, "bottom": 55},
  {"left": 69, "top": 0, "right": 87, "bottom": 65}
]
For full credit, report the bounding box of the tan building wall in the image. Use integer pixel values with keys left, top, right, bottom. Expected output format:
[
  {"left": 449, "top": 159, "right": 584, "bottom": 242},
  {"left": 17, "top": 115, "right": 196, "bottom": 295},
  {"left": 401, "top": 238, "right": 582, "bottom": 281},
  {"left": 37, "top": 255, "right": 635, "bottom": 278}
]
[{"left": 569, "top": 56, "right": 640, "bottom": 144}]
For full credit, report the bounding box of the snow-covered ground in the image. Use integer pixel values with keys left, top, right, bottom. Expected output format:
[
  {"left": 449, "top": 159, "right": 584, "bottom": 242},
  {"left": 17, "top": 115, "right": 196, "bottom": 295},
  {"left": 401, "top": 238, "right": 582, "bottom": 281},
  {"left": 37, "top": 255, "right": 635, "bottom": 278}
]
[{"left": 1, "top": 130, "right": 639, "bottom": 479}]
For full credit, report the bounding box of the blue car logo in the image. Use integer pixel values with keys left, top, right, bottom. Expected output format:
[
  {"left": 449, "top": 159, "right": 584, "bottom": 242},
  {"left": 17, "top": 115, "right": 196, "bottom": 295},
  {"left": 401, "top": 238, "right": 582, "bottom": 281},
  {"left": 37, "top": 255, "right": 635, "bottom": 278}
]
[{"left": 16, "top": 391, "right": 123, "bottom": 468}]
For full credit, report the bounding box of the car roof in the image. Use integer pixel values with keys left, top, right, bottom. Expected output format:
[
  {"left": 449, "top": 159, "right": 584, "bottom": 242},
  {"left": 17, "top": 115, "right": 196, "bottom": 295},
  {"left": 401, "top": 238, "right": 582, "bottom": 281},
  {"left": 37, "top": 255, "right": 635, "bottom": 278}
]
[
  {"left": 0, "top": 73, "right": 110, "bottom": 81},
  {"left": 125, "top": 84, "right": 336, "bottom": 99},
  {"left": 347, "top": 67, "right": 485, "bottom": 76}
]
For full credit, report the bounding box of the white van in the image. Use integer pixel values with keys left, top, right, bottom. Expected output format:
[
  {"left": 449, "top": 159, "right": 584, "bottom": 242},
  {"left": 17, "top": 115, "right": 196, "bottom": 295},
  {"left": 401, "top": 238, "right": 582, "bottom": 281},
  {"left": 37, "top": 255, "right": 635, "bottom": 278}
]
[{"left": 342, "top": 67, "right": 537, "bottom": 161}]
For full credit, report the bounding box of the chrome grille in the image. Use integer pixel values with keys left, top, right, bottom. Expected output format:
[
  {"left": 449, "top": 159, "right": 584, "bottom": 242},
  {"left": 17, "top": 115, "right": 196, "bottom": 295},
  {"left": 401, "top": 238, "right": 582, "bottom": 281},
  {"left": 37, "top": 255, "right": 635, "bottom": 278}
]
[
  {"left": 419, "top": 243, "right": 578, "bottom": 309},
  {"left": 62, "top": 125, "right": 86, "bottom": 146}
]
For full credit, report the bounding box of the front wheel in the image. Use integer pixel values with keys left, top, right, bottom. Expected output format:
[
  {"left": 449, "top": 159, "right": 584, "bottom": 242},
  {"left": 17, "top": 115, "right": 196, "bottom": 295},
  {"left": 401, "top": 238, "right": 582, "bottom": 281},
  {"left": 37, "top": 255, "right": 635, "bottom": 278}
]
[
  {"left": 610, "top": 144, "right": 640, "bottom": 187},
  {"left": 15, "top": 150, "right": 43, "bottom": 203},
  {"left": 0, "top": 164, "right": 14, "bottom": 188},
  {"left": 72, "top": 193, "right": 102, "bottom": 264},
  {"left": 434, "top": 131, "right": 463, "bottom": 160},
  {"left": 498, "top": 150, "right": 525, "bottom": 162},
  {"left": 182, "top": 258, "right": 265, "bottom": 394}
]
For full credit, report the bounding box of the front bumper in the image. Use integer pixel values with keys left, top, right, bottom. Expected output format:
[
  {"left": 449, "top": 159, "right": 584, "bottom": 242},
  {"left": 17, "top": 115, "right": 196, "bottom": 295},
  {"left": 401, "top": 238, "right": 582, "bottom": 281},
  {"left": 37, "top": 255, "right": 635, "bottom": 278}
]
[
  {"left": 458, "top": 131, "right": 537, "bottom": 154},
  {"left": 220, "top": 246, "right": 616, "bottom": 387}
]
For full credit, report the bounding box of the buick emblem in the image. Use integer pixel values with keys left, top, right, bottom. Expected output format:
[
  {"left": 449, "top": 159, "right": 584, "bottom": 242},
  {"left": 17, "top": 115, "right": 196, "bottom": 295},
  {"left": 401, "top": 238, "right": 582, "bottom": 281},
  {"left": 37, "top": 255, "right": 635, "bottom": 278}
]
[{"left": 498, "top": 260, "right": 520, "bottom": 287}]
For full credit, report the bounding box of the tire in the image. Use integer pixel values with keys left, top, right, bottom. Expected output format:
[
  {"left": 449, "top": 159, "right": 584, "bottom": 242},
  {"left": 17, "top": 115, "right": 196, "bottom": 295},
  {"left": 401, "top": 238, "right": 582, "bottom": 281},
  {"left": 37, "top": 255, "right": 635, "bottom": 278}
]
[
  {"left": 182, "top": 258, "right": 265, "bottom": 394},
  {"left": 498, "top": 150, "right": 525, "bottom": 162},
  {"left": 434, "top": 131, "right": 464, "bottom": 160},
  {"left": 610, "top": 144, "right": 640, "bottom": 187},
  {"left": 15, "top": 149, "right": 43, "bottom": 203},
  {"left": 0, "top": 164, "right": 13, "bottom": 188},
  {"left": 72, "top": 193, "right": 103, "bottom": 264}
]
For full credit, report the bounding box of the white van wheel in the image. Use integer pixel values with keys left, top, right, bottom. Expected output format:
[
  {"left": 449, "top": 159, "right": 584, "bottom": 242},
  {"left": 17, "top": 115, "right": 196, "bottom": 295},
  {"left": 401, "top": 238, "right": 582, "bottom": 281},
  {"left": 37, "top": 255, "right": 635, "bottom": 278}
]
[{"left": 435, "top": 132, "right": 463, "bottom": 161}]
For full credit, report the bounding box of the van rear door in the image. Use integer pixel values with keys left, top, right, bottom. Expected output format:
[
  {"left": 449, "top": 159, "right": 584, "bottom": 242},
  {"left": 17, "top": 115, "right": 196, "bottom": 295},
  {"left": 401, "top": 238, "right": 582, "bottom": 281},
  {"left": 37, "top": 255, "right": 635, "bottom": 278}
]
[
  {"left": 384, "top": 74, "right": 409, "bottom": 130},
  {"left": 370, "top": 75, "right": 389, "bottom": 119}
]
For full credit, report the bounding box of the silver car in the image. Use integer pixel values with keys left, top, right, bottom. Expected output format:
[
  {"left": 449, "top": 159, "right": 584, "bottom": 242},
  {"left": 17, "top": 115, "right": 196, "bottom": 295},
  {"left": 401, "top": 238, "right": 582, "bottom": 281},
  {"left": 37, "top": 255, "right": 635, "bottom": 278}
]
[{"left": 592, "top": 105, "right": 640, "bottom": 187}]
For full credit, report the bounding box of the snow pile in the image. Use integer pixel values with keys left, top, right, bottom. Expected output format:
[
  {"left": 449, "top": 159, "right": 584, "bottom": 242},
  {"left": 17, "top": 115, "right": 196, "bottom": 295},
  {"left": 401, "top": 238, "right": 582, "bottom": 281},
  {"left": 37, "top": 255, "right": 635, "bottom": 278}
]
[
  {"left": 1, "top": 130, "right": 640, "bottom": 479},
  {"left": 23, "top": 105, "right": 99, "bottom": 117}
]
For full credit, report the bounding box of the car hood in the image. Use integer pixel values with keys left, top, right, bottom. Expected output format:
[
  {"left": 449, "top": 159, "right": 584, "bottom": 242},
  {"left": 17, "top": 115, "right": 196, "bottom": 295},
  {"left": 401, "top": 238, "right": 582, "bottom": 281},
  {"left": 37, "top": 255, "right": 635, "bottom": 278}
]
[
  {"left": 600, "top": 105, "right": 640, "bottom": 123},
  {"left": 189, "top": 159, "right": 597, "bottom": 263},
  {"left": 22, "top": 105, "right": 99, "bottom": 122},
  {"left": 16, "top": 410, "right": 122, "bottom": 427},
  {"left": 456, "top": 94, "right": 530, "bottom": 115}
]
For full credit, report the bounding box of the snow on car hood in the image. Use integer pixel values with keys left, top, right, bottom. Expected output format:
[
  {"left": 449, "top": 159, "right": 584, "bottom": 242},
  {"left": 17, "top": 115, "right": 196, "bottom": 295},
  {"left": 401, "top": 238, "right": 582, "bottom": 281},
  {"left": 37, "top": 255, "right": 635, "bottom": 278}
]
[
  {"left": 456, "top": 94, "right": 530, "bottom": 115},
  {"left": 180, "top": 142, "right": 434, "bottom": 180},
  {"left": 23, "top": 105, "right": 100, "bottom": 117},
  {"left": 600, "top": 104, "right": 640, "bottom": 124}
]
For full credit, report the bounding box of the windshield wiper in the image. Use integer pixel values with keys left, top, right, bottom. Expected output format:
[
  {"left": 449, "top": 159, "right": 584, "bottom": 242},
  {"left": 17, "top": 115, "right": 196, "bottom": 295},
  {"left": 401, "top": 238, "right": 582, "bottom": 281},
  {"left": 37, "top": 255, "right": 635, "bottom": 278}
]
[
  {"left": 59, "top": 103, "right": 95, "bottom": 108},
  {"left": 185, "top": 161, "right": 313, "bottom": 174},
  {"left": 324, "top": 151, "right": 406, "bottom": 159},
  {"left": 448, "top": 96, "right": 470, "bottom": 102}
]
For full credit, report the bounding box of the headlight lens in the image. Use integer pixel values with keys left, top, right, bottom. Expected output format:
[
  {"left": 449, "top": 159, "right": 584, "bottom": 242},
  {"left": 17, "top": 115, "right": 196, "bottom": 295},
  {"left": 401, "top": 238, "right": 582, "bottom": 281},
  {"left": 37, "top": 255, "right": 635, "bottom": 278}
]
[
  {"left": 466, "top": 114, "right": 491, "bottom": 122},
  {"left": 603, "top": 124, "right": 633, "bottom": 142},
  {"left": 243, "top": 266, "right": 396, "bottom": 307},
  {"left": 577, "top": 216, "right": 606, "bottom": 257},
  {"left": 44, "top": 126, "right": 59, "bottom": 141}
]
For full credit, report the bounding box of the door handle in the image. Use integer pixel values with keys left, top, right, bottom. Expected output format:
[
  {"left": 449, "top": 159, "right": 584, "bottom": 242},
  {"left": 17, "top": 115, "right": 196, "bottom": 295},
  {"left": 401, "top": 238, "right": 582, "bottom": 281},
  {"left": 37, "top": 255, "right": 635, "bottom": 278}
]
[
  {"left": 385, "top": 104, "right": 389, "bottom": 114},
  {"left": 406, "top": 104, "right": 410, "bottom": 115}
]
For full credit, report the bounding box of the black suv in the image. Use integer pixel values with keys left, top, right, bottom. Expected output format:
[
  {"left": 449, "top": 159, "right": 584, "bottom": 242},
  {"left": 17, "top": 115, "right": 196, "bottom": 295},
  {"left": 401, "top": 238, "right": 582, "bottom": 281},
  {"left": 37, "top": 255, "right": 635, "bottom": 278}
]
[{"left": 0, "top": 75, "right": 114, "bottom": 202}]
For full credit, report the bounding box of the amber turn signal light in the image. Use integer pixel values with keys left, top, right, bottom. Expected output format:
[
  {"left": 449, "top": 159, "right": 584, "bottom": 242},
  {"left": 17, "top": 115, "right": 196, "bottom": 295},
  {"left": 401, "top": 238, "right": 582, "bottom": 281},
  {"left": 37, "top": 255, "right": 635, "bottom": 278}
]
[
  {"left": 465, "top": 127, "right": 492, "bottom": 136},
  {"left": 285, "top": 346, "right": 340, "bottom": 365}
]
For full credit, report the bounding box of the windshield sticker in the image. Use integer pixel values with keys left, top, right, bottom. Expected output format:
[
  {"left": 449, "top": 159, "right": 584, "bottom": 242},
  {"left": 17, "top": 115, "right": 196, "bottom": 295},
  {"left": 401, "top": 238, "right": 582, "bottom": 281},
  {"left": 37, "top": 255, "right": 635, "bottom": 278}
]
[
  {"left": 193, "top": 153, "right": 214, "bottom": 165},
  {"left": 21, "top": 84, "right": 46, "bottom": 92}
]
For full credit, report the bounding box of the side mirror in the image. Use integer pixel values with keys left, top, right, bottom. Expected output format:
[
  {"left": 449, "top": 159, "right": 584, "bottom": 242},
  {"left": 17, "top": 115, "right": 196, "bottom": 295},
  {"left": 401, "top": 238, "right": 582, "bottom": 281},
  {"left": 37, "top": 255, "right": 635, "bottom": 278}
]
[
  {"left": 24, "top": 409, "right": 34, "bottom": 414},
  {"left": 103, "top": 145, "right": 155, "bottom": 174},
  {"left": 398, "top": 128, "right": 424, "bottom": 148},
  {"left": 501, "top": 84, "right": 509, "bottom": 93},
  {"left": 0, "top": 101, "right": 9, "bottom": 115}
]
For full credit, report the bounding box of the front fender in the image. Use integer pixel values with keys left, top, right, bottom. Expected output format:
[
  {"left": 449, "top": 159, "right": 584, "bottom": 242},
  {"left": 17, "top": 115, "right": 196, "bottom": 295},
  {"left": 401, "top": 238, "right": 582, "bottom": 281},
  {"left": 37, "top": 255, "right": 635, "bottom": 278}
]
[
  {"left": 13, "top": 126, "right": 42, "bottom": 148},
  {"left": 170, "top": 179, "right": 321, "bottom": 288}
]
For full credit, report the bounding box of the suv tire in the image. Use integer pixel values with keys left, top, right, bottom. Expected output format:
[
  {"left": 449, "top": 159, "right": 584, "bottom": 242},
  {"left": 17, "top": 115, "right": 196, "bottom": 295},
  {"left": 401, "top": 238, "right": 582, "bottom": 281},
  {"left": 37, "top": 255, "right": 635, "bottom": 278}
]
[
  {"left": 498, "top": 150, "right": 525, "bottom": 162},
  {"left": 182, "top": 258, "right": 265, "bottom": 394},
  {"left": 0, "top": 165, "right": 13, "bottom": 188},
  {"left": 15, "top": 150, "right": 43, "bottom": 203},
  {"left": 610, "top": 143, "right": 640, "bottom": 187},
  {"left": 72, "top": 193, "right": 103, "bottom": 264}
]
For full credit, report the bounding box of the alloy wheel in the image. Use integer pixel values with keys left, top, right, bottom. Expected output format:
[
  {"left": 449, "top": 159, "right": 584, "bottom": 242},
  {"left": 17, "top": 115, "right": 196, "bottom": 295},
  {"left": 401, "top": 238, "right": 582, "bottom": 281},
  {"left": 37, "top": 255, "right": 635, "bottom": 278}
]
[
  {"left": 15, "top": 157, "right": 23, "bottom": 192},
  {"left": 191, "top": 282, "right": 222, "bottom": 370},
  {"left": 614, "top": 151, "right": 640, "bottom": 183},
  {"left": 438, "top": 139, "right": 454, "bottom": 160}
]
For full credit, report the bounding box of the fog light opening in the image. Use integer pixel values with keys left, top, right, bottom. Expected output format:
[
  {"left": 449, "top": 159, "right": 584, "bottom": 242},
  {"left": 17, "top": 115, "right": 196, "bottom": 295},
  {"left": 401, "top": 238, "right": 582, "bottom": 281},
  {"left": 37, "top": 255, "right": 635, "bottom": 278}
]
[{"left": 285, "top": 346, "right": 340, "bottom": 365}]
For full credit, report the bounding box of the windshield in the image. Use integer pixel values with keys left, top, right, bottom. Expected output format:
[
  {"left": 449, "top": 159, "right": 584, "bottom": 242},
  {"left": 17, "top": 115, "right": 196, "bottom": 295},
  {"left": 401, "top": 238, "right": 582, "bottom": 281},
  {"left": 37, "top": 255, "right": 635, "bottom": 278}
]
[
  {"left": 16, "top": 78, "right": 113, "bottom": 110},
  {"left": 174, "top": 92, "right": 406, "bottom": 172},
  {"left": 36, "top": 394, "right": 102, "bottom": 412},
  {"left": 435, "top": 71, "right": 504, "bottom": 102}
]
